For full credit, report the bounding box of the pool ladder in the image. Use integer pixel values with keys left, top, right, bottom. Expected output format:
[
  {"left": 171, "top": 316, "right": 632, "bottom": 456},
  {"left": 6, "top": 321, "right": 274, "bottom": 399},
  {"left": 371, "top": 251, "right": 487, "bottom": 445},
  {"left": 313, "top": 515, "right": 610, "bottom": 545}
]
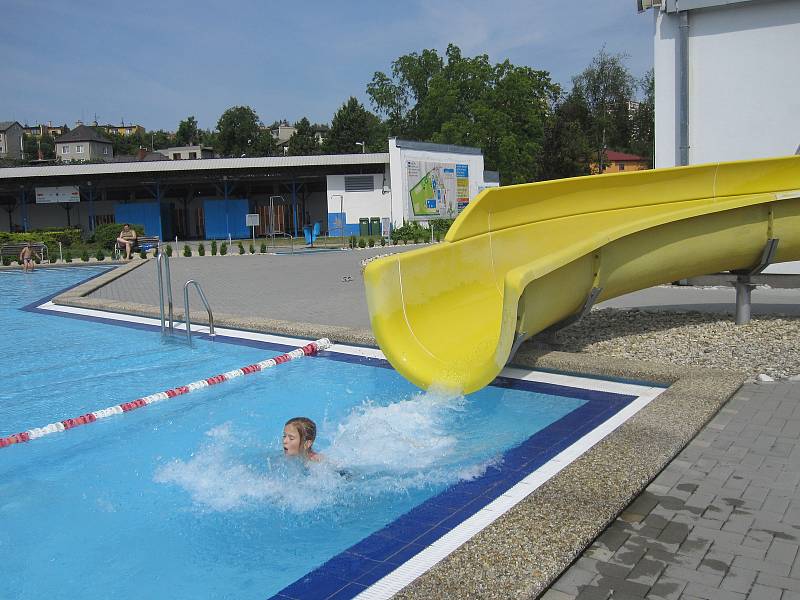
[{"left": 156, "top": 247, "right": 215, "bottom": 343}]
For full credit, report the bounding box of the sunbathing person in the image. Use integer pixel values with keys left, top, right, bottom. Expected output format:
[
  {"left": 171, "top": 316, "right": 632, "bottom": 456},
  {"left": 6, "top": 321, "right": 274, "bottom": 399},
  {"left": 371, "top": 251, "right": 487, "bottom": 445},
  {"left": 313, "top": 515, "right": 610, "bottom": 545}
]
[{"left": 116, "top": 224, "right": 138, "bottom": 260}]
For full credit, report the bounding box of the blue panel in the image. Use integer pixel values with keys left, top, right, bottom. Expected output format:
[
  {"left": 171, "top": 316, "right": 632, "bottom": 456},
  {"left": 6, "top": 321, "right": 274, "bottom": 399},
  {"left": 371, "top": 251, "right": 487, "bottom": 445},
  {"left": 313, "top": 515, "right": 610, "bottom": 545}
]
[
  {"left": 114, "top": 203, "right": 162, "bottom": 238},
  {"left": 202, "top": 199, "right": 249, "bottom": 240}
]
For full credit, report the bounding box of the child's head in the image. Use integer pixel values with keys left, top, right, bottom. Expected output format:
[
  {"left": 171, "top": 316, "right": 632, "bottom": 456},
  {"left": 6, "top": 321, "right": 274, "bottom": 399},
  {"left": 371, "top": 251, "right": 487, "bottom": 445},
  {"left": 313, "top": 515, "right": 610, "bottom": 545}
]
[{"left": 283, "top": 417, "right": 317, "bottom": 457}]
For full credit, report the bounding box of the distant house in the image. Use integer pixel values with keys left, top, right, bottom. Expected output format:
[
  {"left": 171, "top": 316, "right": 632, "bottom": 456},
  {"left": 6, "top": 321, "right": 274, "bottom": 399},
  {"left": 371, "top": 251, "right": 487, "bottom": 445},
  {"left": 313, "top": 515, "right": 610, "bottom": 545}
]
[
  {"left": 98, "top": 123, "right": 145, "bottom": 137},
  {"left": 592, "top": 150, "right": 650, "bottom": 174},
  {"left": 156, "top": 145, "right": 215, "bottom": 160},
  {"left": 54, "top": 125, "right": 114, "bottom": 162},
  {"left": 270, "top": 121, "right": 328, "bottom": 151},
  {"left": 0, "top": 121, "right": 24, "bottom": 160},
  {"left": 22, "top": 122, "right": 70, "bottom": 138}
]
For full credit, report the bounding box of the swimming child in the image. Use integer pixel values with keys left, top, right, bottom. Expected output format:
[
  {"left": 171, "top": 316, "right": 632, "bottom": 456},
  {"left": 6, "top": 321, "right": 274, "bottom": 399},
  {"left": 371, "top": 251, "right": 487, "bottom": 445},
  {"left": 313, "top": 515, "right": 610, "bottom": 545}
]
[{"left": 283, "top": 417, "right": 322, "bottom": 462}]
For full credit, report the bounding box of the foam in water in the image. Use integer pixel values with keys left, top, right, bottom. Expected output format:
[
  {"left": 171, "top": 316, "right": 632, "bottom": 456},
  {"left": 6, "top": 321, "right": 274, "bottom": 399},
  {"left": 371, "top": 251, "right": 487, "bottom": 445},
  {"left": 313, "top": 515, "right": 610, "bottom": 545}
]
[{"left": 155, "top": 389, "right": 497, "bottom": 513}]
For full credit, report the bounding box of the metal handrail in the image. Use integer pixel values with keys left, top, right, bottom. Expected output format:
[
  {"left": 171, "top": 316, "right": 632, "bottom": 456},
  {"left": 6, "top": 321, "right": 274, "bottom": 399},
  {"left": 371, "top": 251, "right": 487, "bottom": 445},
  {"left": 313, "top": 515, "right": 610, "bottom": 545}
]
[
  {"left": 267, "top": 231, "right": 294, "bottom": 254},
  {"left": 156, "top": 247, "right": 174, "bottom": 334},
  {"left": 183, "top": 280, "right": 215, "bottom": 343}
]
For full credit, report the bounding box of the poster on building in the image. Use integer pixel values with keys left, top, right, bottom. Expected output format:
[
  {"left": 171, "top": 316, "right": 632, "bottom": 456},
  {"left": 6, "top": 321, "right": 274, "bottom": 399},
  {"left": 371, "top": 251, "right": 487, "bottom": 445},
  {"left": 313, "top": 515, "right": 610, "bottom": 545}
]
[
  {"left": 405, "top": 160, "right": 470, "bottom": 219},
  {"left": 35, "top": 186, "right": 80, "bottom": 203}
]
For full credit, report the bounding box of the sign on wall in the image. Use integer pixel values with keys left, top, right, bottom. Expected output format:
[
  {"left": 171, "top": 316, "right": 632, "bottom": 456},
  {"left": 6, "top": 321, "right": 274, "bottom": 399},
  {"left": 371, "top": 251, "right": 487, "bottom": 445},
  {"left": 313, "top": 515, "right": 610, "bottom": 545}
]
[
  {"left": 35, "top": 186, "right": 80, "bottom": 204},
  {"left": 405, "top": 160, "right": 470, "bottom": 220}
]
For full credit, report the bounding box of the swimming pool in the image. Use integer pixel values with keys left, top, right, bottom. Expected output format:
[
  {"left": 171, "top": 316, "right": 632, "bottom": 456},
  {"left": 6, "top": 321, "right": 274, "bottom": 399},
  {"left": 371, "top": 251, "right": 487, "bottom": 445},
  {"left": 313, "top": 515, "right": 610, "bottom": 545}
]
[{"left": 0, "top": 267, "right": 664, "bottom": 599}]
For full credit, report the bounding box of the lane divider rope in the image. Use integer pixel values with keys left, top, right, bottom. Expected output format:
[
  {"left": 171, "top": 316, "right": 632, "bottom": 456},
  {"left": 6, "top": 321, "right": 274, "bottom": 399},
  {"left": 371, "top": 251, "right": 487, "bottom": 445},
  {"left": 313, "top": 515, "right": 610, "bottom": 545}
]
[{"left": 0, "top": 338, "right": 332, "bottom": 449}]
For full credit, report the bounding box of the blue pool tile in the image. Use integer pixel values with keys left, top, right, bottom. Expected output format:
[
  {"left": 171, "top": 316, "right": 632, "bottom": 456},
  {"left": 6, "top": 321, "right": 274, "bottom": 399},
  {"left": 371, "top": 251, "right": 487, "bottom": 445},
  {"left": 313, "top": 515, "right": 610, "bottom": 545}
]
[
  {"left": 347, "top": 532, "right": 406, "bottom": 562},
  {"left": 276, "top": 574, "right": 351, "bottom": 600},
  {"left": 326, "top": 583, "right": 368, "bottom": 600},
  {"left": 356, "top": 559, "right": 399, "bottom": 584},
  {"left": 400, "top": 499, "right": 460, "bottom": 526},
  {"left": 315, "top": 552, "right": 383, "bottom": 581},
  {"left": 384, "top": 542, "right": 428, "bottom": 566},
  {"left": 410, "top": 525, "right": 450, "bottom": 548},
  {"left": 378, "top": 514, "right": 432, "bottom": 543}
]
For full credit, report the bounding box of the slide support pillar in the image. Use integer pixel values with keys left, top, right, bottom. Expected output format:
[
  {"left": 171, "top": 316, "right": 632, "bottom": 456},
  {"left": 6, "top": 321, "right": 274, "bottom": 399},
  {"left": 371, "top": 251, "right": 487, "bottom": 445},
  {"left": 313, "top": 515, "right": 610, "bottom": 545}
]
[{"left": 733, "top": 238, "right": 779, "bottom": 325}]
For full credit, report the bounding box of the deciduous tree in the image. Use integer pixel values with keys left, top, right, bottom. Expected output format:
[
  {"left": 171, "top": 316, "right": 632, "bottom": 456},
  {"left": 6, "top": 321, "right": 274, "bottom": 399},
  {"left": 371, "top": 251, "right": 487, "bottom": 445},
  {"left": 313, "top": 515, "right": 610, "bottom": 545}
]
[
  {"left": 216, "top": 106, "right": 274, "bottom": 157},
  {"left": 323, "top": 97, "right": 386, "bottom": 154}
]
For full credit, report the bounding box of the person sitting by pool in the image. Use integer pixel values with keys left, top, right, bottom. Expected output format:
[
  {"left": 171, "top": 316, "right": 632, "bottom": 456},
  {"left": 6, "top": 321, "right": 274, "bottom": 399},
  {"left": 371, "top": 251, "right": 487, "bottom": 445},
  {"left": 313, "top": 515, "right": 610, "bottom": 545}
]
[
  {"left": 115, "top": 223, "right": 138, "bottom": 260},
  {"left": 283, "top": 417, "right": 322, "bottom": 462},
  {"left": 19, "top": 242, "right": 40, "bottom": 273}
]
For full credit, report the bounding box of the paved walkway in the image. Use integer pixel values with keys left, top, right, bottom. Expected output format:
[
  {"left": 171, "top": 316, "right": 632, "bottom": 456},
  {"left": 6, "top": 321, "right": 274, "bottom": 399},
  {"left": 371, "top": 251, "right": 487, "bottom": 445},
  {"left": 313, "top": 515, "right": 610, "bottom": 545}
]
[{"left": 544, "top": 382, "right": 800, "bottom": 600}]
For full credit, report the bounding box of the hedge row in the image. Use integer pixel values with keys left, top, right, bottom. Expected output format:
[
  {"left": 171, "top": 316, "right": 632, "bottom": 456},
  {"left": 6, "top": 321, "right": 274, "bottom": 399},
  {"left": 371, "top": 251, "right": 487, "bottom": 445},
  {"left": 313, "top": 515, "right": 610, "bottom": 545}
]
[{"left": 0, "top": 228, "right": 83, "bottom": 248}]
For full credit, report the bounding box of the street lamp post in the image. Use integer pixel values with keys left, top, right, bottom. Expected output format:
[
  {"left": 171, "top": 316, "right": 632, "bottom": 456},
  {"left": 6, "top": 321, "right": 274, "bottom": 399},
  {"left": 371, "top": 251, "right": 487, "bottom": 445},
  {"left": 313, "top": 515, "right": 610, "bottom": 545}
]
[{"left": 355, "top": 141, "right": 365, "bottom": 154}]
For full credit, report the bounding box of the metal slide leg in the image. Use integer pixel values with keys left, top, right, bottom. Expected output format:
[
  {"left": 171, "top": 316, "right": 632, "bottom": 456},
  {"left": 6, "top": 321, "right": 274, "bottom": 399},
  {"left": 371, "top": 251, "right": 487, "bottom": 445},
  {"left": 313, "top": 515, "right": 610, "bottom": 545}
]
[{"left": 732, "top": 238, "right": 779, "bottom": 326}]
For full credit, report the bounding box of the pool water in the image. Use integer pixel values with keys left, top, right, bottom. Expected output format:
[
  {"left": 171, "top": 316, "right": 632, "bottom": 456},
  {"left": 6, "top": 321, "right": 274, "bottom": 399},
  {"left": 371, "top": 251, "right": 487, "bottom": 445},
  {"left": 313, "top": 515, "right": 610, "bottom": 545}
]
[{"left": 0, "top": 267, "right": 615, "bottom": 599}]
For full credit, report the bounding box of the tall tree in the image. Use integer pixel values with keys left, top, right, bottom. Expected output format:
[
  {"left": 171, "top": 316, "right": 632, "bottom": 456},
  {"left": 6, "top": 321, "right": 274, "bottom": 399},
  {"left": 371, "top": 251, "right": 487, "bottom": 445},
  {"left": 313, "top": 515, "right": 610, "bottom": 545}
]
[
  {"left": 287, "top": 118, "right": 320, "bottom": 156},
  {"left": 23, "top": 133, "right": 56, "bottom": 160},
  {"left": 630, "top": 69, "right": 655, "bottom": 166},
  {"left": 539, "top": 90, "right": 593, "bottom": 180},
  {"left": 216, "top": 105, "right": 274, "bottom": 157},
  {"left": 571, "top": 49, "right": 636, "bottom": 171},
  {"left": 368, "top": 44, "right": 557, "bottom": 184},
  {"left": 323, "top": 97, "right": 386, "bottom": 154},
  {"left": 175, "top": 116, "right": 199, "bottom": 146}
]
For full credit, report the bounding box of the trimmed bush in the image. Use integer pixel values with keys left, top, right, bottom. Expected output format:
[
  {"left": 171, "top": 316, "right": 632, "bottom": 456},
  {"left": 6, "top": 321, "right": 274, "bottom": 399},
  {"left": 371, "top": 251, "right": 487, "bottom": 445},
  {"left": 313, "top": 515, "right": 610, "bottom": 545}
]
[
  {"left": 260, "top": 242, "right": 266, "bottom": 253},
  {"left": 358, "top": 238, "right": 366, "bottom": 248},
  {"left": 81, "top": 250, "right": 90, "bottom": 262},
  {"left": 95, "top": 249, "right": 105, "bottom": 261},
  {"left": 139, "top": 249, "right": 147, "bottom": 259},
  {"left": 2, "top": 256, "right": 10, "bottom": 266},
  {"left": 238, "top": 242, "right": 245, "bottom": 255},
  {"left": 220, "top": 242, "right": 228, "bottom": 256},
  {"left": 92, "top": 223, "right": 146, "bottom": 250},
  {"left": 165, "top": 245, "right": 173, "bottom": 257},
  {"left": 183, "top": 245, "right": 192, "bottom": 257},
  {"left": 64, "top": 251, "right": 73, "bottom": 263},
  {"left": 249, "top": 243, "right": 255, "bottom": 254},
  {"left": 380, "top": 237, "right": 386, "bottom": 247},
  {"left": 348, "top": 235, "right": 357, "bottom": 249},
  {"left": 198, "top": 243, "right": 206, "bottom": 256},
  {"left": 211, "top": 240, "right": 218, "bottom": 255},
  {"left": 368, "top": 238, "right": 375, "bottom": 247},
  {"left": 49, "top": 257, "right": 56, "bottom": 263}
]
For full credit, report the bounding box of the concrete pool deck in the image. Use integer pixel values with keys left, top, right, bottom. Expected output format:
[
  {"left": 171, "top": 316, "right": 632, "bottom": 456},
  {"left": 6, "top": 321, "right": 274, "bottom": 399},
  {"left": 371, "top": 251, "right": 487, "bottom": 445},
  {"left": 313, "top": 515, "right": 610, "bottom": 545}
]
[{"left": 49, "top": 251, "right": 800, "bottom": 599}]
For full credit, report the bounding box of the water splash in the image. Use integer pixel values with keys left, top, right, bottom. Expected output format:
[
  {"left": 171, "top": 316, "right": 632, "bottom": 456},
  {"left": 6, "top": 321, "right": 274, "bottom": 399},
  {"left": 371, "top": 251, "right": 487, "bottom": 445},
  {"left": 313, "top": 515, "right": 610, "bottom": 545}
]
[{"left": 155, "top": 390, "right": 497, "bottom": 513}]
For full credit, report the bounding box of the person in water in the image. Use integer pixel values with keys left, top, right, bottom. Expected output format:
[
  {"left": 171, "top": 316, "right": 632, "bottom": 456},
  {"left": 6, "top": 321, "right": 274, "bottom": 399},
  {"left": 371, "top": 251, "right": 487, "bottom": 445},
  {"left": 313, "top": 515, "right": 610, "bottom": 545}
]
[{"left": 283, "top": 417, "right": 322, "bottom": 462}]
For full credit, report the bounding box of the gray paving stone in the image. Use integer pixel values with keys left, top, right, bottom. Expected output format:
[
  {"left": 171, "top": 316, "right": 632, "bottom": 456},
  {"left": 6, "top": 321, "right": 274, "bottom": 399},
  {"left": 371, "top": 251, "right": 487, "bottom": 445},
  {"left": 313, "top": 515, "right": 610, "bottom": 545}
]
[
  {"left": 731, "top": 555, "right": 791, "bottom": 577},
  {"left": 749, "top": 583, "right": 783, "bottom": 599},
  {"left": 767, "top": 540, "right": 799, "bottom": 566},
  {"left": 627, "top": 556, "right": 667, "bottom": 586},
  {"left": 663, "top": 564, "right": 723, "bottom": 587},
  {"left": 682, "top": 581, "right": 747, "bottom": 599},
  {"left": 551, "top": 567, "right": 596, "bottom": 595},
  {"left": 541, "top": 590, "right": 576, "bottom": 600},
  {"left": 756, "top": 571, "right": 800, "bottom": 592},
  {"left": 720, "top": 566, "right": 757, "bottom": 594},
  {"left": 647, "top": 575, "right": 688, "bottom": 600}
]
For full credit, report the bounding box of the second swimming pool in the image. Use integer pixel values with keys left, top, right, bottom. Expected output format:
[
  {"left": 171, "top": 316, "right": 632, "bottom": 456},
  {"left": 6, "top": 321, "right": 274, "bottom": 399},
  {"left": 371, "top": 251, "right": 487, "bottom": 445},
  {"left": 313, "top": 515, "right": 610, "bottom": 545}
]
[{"left": 0, "top": 267, "right": 663, "bottom": 599}]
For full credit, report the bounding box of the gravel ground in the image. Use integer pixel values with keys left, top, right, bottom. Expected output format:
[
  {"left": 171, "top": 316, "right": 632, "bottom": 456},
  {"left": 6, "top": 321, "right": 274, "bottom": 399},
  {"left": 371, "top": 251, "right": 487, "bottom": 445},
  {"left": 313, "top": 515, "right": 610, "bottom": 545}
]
[{"left": 539, "top": 307, "right": 800, "bottom": 381}]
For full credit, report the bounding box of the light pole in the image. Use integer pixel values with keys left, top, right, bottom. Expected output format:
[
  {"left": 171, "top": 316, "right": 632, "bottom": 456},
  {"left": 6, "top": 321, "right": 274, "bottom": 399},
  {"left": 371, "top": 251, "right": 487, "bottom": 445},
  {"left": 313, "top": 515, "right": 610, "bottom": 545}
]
[{"left": 355, "top": 141, "right": 365, "bottom": 154}]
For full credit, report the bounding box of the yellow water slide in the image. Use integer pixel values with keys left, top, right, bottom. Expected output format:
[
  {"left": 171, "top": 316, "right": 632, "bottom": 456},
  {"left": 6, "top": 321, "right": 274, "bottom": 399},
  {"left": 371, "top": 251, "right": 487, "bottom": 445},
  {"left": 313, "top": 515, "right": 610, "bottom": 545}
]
[{"left": 364, "top": 155, "right": 800, "bottom": 394}]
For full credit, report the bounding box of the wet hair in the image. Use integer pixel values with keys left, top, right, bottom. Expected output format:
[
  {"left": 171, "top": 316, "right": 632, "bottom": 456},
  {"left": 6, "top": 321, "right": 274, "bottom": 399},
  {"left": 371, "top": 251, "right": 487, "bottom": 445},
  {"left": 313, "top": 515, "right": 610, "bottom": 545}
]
[{"left": 285, "top": 417, "right": 316, "bottom": 454}]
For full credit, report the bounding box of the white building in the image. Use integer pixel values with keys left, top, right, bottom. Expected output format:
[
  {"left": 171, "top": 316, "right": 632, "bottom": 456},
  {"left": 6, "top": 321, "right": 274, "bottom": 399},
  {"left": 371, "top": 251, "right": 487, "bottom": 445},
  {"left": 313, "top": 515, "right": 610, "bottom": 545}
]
[{"left": 648, "top": 0, "right": 800, "bottom": 167}]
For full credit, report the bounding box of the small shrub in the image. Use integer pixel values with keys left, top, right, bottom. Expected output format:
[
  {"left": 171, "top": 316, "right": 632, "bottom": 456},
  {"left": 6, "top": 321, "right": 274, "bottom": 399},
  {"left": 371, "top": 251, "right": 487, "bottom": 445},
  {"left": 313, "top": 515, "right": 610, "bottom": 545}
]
[
  {"left": 183, "top": 245, "right": 192, "bottom": 257},
  {"left": 165, "top": 245, "right": 173, "bottom": 257},
  {"left": 211, "top": 240, "right": 218, "bottom": 255},
  {"left": 2, "top": 256, "right": 10, "bottom": 266},
  {"left": 368, "top": 238, "right": 375, "bottom": 247},
  {"left": 403, "top": 239, "right": 409, "bottom": 245},
  {"left": 238, "top": 242, "right": 245, "bottom": 255},
  {"left": 413, "top": 236, "right": 421, "bottom": 244},
  {"left": 358, "top": 238, "right": 366, "bottom": 248},
  {"left": 80, "top": 250, "right": 90, "bottom": 262},
  {"left": 139, "top": 249, "right": 147, "bottom": 259},
  {"left": 249, "top": 243, "right": 255, "bottom": 254},
  {"left": 260, "top": 242, "right": 266, "bottom": 253},
  {"left": 380, "top": 237, "right": 386, "bottom": 247},
  {"left": 49, "top": 257, "right": 56, "bottom": 263},
  {"left": 198, "top": 243, "right": 206, "bottom": 256},
  {"left": 95, "top": 249, "right": 105, "bottom": 261},
  {"left": 348, "top": 235, "right": 357, "bottom": 249},
  {"left": 220, "top": 242, "right": 228, "bottom": 256},
  {"left": 435, "top": 234, "right": 441, "bottom": 242},
  {"left": 64, "top": 251, "right": 73, "bottom": 263}
]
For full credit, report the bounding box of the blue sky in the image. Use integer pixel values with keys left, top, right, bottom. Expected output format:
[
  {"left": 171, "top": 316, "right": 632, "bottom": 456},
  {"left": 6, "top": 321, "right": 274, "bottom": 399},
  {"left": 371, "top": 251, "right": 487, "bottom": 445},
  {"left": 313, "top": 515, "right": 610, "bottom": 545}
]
[{"left": 2, "top": 0, "right": 655, "bottom": 132}]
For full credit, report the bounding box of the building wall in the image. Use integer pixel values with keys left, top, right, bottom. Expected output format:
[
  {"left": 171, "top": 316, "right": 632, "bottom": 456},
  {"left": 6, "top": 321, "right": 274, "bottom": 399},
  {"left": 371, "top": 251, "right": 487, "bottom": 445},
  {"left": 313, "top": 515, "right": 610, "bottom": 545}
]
[
  {"left": 655, "top": 0, "right": 800, "bottom": 167},
  {"left": 326, "top": 173, "right": 388, "bottom": 236},
  {"left": 0, "top": 123, "right": 24, "bottom": 159},
  {"left": 56, "top": 140, "right": 113, "bottom": 162}
]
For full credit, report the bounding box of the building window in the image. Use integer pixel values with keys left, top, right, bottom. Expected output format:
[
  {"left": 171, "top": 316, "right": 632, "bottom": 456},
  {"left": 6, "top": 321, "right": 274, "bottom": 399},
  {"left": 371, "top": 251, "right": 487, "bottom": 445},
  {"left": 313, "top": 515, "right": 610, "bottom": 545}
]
[
  {"left": 344, "top": 175, "right": 375, "bottom": 192},
  {"left": 76, "top": 145, "right": 84, "bottom": 154},
  {"left": 173, "top": 153, "right": 181, "bottom": 160},
  {"left": 618, "top": 163, "right": 625, "bottom": 171},
  {"left": 103, "top": 146, "right": 109, "bottom": 155},
  {"left": 62, "top": 145, "right": 69, "bottom": 154},
  {"left": 189, "top": 152, "right": 197, "bottom": 159}
]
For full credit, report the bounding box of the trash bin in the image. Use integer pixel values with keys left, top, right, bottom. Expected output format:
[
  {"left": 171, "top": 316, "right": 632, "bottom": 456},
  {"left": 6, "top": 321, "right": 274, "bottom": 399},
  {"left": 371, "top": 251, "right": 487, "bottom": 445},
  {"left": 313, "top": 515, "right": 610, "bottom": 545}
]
[
  {"left": 303, "top": 225, "right": 313, "bottom": 246},
  {"left": 359, "top": 218, "right": 370, "bottom": 237},
  {"left": 370, "top": 217, "right": 381, "bottom": 236}
]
